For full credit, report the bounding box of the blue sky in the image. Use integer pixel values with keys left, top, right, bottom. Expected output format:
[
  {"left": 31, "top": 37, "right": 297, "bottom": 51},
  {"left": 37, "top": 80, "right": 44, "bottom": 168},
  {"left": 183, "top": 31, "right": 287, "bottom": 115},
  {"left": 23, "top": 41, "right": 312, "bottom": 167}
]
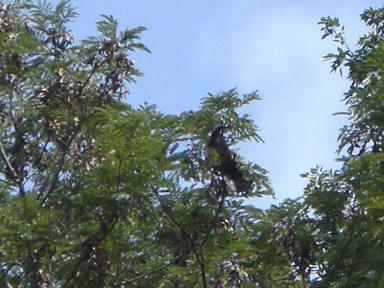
[{"left": 67, "top": 0, "right": 379, "bottom": 208}]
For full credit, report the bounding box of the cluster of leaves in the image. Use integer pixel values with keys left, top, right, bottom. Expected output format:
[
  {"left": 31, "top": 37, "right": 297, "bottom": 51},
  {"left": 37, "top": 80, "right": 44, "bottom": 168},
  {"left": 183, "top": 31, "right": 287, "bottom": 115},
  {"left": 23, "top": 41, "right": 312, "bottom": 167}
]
[{"left": 0, "top": 1, "right": 273, "bottom": 287}]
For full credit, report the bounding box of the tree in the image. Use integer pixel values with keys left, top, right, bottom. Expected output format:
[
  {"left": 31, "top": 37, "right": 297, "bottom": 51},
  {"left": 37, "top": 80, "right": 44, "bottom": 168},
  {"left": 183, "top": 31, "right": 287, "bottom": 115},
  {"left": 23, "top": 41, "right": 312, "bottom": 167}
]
[
  {"left": 244, "top": 5, "right": 384, "bottom": 288},
  {"left": 3, "top": 1, "right": 382, "bottom": 287},
  {"left": 0, "top": 1, "right": 272, "bottom": 287}
]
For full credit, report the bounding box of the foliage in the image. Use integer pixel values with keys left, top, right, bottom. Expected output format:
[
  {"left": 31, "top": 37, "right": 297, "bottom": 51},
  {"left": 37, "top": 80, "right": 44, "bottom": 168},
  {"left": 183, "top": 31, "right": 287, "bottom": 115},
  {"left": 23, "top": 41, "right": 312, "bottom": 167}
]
[
  {"left": 1, "top": 1, "right": 383, "bottom": 287},
  {"left": 0, "top": 1, "right": 272, "bottom": 287},
  {"left": 248, "top": 5, "right": 384, "bottom": 288}
]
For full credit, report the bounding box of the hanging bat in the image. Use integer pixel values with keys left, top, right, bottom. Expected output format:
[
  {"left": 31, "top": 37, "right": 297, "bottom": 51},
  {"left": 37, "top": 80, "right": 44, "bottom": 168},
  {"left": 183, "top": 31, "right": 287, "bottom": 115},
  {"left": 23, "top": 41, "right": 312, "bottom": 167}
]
[{"left": 208, "top": 125, "right": 252, "bottom": 192}]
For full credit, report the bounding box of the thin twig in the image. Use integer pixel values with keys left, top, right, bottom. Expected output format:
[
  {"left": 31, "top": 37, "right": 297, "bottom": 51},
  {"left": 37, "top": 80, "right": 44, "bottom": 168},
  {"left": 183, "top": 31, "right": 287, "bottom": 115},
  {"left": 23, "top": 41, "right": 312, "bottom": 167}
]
[
  {"left": 41, "top": 116, "right": 85, "bottom": 205},
  {"left": 41, "top": 148, "right": 67, "bottom": 204},
  {"left": 201, "top": 192, "right": 226, "bottom": 247},
  {"left": 0, "top": 141, "right": 25, "bottom": 196},
  {"left": 0, "top": 177, "right": 16, "bottom": 186},
  {"left": 121, "top": 256, "right": 181, "bottom": 285},
  {"left": 0, "top": 141, "right": 18, "bottom": 180}
]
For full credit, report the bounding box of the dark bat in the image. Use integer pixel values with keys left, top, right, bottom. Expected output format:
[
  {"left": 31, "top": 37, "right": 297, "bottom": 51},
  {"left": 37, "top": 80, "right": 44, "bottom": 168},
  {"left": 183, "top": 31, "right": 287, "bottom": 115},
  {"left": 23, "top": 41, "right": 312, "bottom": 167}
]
[
  {"left": 208, "top": 125, "right": 233, "bottom": 161},
  {"left": 209, "top": 125, "right": 252, "bottom": 192}
]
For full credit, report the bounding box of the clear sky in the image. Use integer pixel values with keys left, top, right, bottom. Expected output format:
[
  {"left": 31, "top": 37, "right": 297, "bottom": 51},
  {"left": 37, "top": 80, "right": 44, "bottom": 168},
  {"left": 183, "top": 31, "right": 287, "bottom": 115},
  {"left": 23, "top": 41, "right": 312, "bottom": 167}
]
[{"left": 65, "top": 0, "right": 379, "bottom": 208}]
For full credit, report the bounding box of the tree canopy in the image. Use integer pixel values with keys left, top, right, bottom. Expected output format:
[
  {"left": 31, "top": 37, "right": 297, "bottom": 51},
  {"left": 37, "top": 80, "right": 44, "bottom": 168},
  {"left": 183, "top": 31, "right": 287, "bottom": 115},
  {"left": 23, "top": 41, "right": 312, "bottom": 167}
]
[{"left": 0, "top": 1, "right": 383, "bottom": 287}]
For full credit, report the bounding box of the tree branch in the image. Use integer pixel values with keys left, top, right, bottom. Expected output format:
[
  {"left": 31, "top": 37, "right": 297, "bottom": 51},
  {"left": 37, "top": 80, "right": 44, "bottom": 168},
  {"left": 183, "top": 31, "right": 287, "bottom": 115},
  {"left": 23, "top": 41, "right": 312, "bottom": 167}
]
[
  {"left": 0, "top": 177, "right": 16, "bottom": 187},
  {"left": 202, "top": 191, "right": 226, "bottom": 247},
  {"left": 120, "top": 256, "right": 181, "bottom": 286},
  {"left": 0, "top": 140, "right": 24, "bottom": 196},
  {"left": 153, "top": 188, "right": 208, "bottom": 288},
  {"left": 40, "top": 148, "right": 67, "bottom": 204},
  {"left": 0, "top": 141, "right": 18, "bottom": 180},
  {"left": 40, "top": 118, "right": 85, "bottom": 205},
  {"left": 40, "top": 57, "right": 105, "bottom": 205},
  {"left": 62, "top": 214, "right": 119, "bottom": 288}
]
